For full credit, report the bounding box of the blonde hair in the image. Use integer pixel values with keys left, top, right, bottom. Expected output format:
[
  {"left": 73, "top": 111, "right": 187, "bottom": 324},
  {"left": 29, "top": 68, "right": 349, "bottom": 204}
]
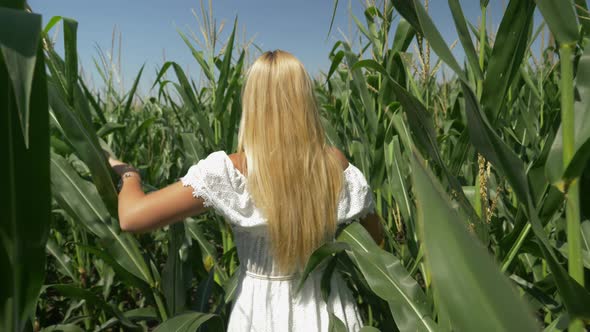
[{"left": 236, "top": 50, "right": 344, "bottom": 275}]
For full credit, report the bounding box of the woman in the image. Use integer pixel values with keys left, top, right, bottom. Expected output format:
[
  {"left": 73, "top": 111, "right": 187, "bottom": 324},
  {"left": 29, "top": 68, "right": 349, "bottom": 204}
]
[{"left": 109, "top": 50, "right": 384, "bottom": 331}]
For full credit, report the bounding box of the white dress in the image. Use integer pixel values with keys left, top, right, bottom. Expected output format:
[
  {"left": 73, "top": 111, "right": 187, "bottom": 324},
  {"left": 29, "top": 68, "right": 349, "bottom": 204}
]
[{"left": 180, "top": 150, "right": 376, "bottom": 332}]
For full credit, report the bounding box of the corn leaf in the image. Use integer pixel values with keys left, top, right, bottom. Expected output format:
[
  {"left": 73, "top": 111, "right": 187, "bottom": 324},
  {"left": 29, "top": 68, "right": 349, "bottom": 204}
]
[
  {"left": 481, "top": 0, "right": 535, "bottom": 121},
  {"left": 535, "top": 0, "right": 579, "bottom": 44},
  {"left": 0, "top": 8, "right": 41, "bottom": 146},
  {"left": 162, "top": 223, "right": 192, "bottom": 316},
  {"left": 410, "top": 147, "right": 539, "bottom": 331},
  {"left": 338, "top": 223, "right": 437, "bottom": 332},
  {"left": 461, "top": 83, "right": 590, "bottom": 319},
  {"left": 46, "top": 238, "right": 78, "bottom": 282},
  {"left": 448, "top": 0, "right": 482, "bottom": 80},
  {"left": 47, "top": 284, "right": 139, "bottom": 329},
  {"left": 547, "top": 38, "right": 590, "bottom": 185},
  {"left": 50, "top": 153, "right": 154, "bottom": 285},
  {"left": 48, "top": 79, "right": 119, "bottom": 216},
  {"left": 153, "top": 312, "right": 223, "bottom": 331},
  {"left": 0, "top": 11, "right": 49, "bottom": 330}
]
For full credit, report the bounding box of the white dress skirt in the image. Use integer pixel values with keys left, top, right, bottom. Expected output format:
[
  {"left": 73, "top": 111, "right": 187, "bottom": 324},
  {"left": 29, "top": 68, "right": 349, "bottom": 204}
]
[{"left": 181, "top": 150, "right": 376, "bottom": 331}]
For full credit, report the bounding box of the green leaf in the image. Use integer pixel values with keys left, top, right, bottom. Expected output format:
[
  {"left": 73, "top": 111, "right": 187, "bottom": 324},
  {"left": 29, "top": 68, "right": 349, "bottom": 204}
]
[
  {"left": 535, "top": 0, "right": 579, "bottom": 44},
  {"left": 392, "top": 0, "right": 467, "bottom": 81},
  {"left": 42, "top": 15, "right": 63, "bottom": 36},
  {"left": 547, "top": 39, "right": 590, "bottom": 185},
  {"left": 96, "top": 122, "right": 126, "bottom": 138},
  {"left": 353, "top": 59, "right": 484, "bottom": 236},
  {"left": 50, "top": 153, "right": 154, "bottom": 284},
  {"left": 582, "top": 220, "right": 590, "bottom": 253},
  {"left": 295, "top": 241, "right": 349, "bottom": 296},
  {"left": 75, "top": 244, "right": 151, "bottom": 291},
  {"left": 385, "top": 136, "right": 412, "bottom": 223},
  {"left": 98, "top": 307, "right": 159, "bottom": 331},
  {"left": 223, "top": 268, "right": 240, "bottom": 305},
  {"left": 46, "top": 238, "right": 78, "bottom": 282},
  {"left": 338, "top": 223, "right": 437, "bottom": 332},
  {"left": 63, "top": 18, "right": 78, "bottom": 106},
  {"left": 127, "top": 117, "right": 156, "bottom": 148},
  {"left": 47, "top": 284, "right": 139, "bottom": 329},
  {"left": 184, "top": 219, "right": 228, "bottom": 282},
  {"left": 326, "top": 50, "right": 344, "bottom": 84},
  {"left": 194, "top": 267, "right": 216, "bottom": 313},
  {"left": 178, "top": 30, "right": 215, "bottom": 82},
  {"left": 46, "top": 19, "right": 95, "bottom": 137},
  {"left": 320, "top": 257, "right": 338, "bottom": 304},
  {"left": 353, "top": 60, "right": 437, "bottom": 160},
  {"left": 410, "top": 0, "right": 466, "bottom": 81},
  {"left": 328, "top": 313, "right": 347, "bottom": 332},
  {"left": 0, "top": 8, "right": 41, "bottom": 146},
  {"left": 360, "top": 327, "right": 381, "bottom": 332},
  {"left": 78, "top": 75, "right": 107, "bottom": 125},
  {"left": 163, "top": 62, "right": 215, "bottom": 145},
  {"left": 214, "top": 16, "right": 237, "bottom": 117},
  {"left": 410, "top": 148, "right": 539, "bottom": 331},
  {"left": 461, "top": 84, "right": 590, "bottom": 319},
  {"left": 321, "top": 116, "right": 344, "bottom": 149},
  {"left": 124, "top": 307, "right": 159, "bottom": 321},
  {"left": 481, "top": 0, "right": 535, "bottom": 121},
  {"left": 223, "top": 52, "right": 245, "bottom": 151},
  {"left": 50, "top": 152, "right": 112, "bottom": 238},
  {"left": 461, "top": 83, "right": 531, "bottom": 205},
  {"left": 153, "top": 312, "right": 223, "bottom": 331},
  {"left": 448, "top": 0, "right": 483, "bottom": 80},
  {"left": 0, "top": 19, "right": 49, "bottom": 331},
  {"left": 40, "top": 324, "right": 85, "bottom": 332},
  {"left": 575, "top": 0, "right": 590, "bottom": 36},
  {"left": 342, "top": 44, "right": 378, "bottom": 135},
  {"left": 121, "top": 64, "right": 144, "bottom": 125},
  {"left": 390, "top": 0, "right": 420, "bottom": 32},
  {"left": 391, "top": 18, "right": 415, "bottom": 53},
  {"left": 162, "top": 223, "right": 192, "bottom": 316},
  {"left": 327, "top": 0, "right": 339, "bottom": 39},
  {"left": 48, "top": 79, "right": 119, "bottom": 217},
  {"left": 0, "top": 0, "right": 25, "bottom": 10}
]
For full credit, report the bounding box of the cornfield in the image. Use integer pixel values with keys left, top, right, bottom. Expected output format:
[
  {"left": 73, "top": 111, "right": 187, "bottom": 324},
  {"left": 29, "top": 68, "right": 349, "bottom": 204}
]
[{"left": 2, "top": 0, "right": 590, "bottom": 330}]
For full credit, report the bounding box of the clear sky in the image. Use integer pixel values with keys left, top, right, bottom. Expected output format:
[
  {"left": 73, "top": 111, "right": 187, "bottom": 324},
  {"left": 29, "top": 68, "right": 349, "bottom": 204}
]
[{"left": 29, "top": 0, "right": 536, "bottom": 95}]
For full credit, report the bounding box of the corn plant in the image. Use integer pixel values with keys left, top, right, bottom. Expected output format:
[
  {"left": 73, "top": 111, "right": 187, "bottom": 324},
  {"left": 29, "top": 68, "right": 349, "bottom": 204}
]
[
  {"left": 5, "top": 0, "right": 590, "bottom": 331},
  {"left": 1, "top": 1, "right": 50, "bottom": 331},
  {"left": 317, "top": 0, "right": 590, "bottom": 330}
]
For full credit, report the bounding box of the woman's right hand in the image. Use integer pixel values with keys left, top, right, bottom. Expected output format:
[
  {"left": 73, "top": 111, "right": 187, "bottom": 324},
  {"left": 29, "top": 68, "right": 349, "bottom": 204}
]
[{"left": 360, "top": 212, "right": 385, "bottom": 248}]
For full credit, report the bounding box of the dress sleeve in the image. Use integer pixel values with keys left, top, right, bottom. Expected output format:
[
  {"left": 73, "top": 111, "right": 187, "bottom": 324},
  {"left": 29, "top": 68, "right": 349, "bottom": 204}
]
[
  {"left": 180, "top": 151, "right": 251, "bottom": 224},
  {"left": 337, "top": 163, "right": 376, "bottom": 224}
]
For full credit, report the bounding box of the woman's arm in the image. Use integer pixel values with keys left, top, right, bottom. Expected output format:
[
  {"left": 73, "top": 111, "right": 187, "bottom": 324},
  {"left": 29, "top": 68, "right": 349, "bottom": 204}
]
[
  {"left": 109, "top": 156, "right": 208, "bottom": 233},
  {"left": 330, "top": 147, "right": 385, "bottom": 248}
]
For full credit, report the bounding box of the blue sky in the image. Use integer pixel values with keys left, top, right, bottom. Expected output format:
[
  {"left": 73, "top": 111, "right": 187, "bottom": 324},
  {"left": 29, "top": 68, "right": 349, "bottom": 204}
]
[{"left": 29, "top": 0, "right": 536, "bottom": 95}]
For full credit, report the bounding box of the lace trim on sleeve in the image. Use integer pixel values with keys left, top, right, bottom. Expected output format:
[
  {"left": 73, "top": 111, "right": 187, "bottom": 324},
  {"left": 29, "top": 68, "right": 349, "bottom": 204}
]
[
  {"left": 359, "top": 191, "right": 376, "bottom": 219},
  {"left": 180, "top": 165, "right": 215, "bottom": 208},
  {"left": 338, "top": 200, "right": 376, "bottom": 230},
  {"left": 351, "top": 190, "right": 376, "bottom": 220},
  {"left": 337, "top": 164, "right": 376, "bottom": 224}
]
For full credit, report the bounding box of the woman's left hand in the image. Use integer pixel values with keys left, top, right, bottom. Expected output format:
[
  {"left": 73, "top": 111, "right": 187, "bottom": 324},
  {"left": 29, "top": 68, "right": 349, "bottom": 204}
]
[
  {"left": 103, "top": 149, "right": 133, "bottom": 176},
  {"left": 108, "top": 156, "right": 126, "bottom": 168}
]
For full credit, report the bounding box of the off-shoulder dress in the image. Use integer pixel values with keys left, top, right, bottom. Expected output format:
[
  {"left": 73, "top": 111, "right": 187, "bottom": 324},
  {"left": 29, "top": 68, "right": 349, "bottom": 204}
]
[{"left": 180, "top": 150, "right": 375, "bottom": 331}]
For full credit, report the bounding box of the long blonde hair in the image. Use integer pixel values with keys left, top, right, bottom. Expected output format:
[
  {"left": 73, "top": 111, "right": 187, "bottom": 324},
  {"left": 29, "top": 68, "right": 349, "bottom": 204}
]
[{"left": 236, "top": 50, "right": 344, "bottom": 275}]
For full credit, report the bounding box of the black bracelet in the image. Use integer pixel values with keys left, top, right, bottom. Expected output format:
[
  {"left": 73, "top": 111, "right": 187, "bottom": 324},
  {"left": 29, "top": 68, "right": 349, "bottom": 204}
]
[{"left": 116, "top": 166, "right": 141, "bottom": 193}]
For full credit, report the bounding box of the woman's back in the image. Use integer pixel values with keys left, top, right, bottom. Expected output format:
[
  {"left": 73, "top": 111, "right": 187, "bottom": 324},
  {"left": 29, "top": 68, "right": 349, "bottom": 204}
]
[{"left": 180, "top": 149, "right": 375, "bottom": 331}]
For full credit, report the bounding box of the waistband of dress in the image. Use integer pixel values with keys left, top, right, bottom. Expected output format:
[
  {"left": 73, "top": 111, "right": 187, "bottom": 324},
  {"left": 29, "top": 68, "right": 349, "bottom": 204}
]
[{"left": 240, "top": 265, "right": 301, "bottom": 281}]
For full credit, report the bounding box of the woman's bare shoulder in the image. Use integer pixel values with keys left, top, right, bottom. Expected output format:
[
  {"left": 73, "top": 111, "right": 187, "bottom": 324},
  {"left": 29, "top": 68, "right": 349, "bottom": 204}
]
[
  {"left": 228, "top": 152, "right": 247, "bottom": 175},
  {"left": 227, "top": 148, "right": 348, "bottom": 173},
  {"left": 327, "top": 146, "right": 349, "bottom": 170}
]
